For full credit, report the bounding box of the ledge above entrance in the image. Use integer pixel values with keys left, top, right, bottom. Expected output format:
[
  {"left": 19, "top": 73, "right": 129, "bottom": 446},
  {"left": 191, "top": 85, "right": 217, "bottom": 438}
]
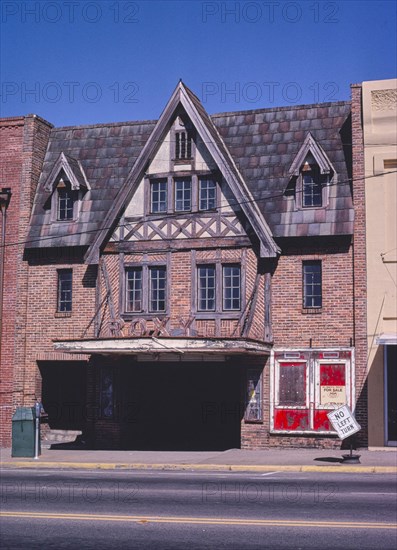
[{"left": 53, "top": 337, "right": 272, "bottom": 358}]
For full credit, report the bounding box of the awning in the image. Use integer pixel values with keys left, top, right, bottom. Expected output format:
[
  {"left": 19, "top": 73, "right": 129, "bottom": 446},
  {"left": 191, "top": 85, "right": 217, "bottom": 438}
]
[
  {"left": 376, "top": 333, "right": 397, "bottom": 345},
  {"left": 53, "top": 337, "right": 271, "bottom": 357}
]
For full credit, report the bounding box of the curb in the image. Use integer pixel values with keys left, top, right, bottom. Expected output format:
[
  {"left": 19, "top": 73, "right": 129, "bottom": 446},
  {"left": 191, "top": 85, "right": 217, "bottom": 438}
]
[{"left": 1, "top": 461, "right": 396, "bottom": 474}]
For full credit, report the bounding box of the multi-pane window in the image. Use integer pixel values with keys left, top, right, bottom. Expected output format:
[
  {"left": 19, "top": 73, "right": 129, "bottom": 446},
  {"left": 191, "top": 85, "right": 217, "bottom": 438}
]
[
  {"left": 148, "top": 177, "right": 217, "bottom": 215},
  {"left": 199, "top": 178, "right": 216, "bottom": 210},
  {"left": 175, "top": 131, "right": 192, "bottom": 160},
  {"left": 198, "top": 265, "right": 216, "bottom": 311},
  {"left": 125, "top": 266, "right": 167, "bottom": 314},
  {"left": 302, "top": 168, "right": 322, "bottom": 207},
  {"left": 223, "top": 265, "right": 241, "bottom": 310},
  {"left": 175, "top": 178, "right": 192, "bottom": 211},
  {"left": 303, "top": 261, "right": 322, "bottom": 308},
  {"left": 149, "top": 267, "right": 166, "bottom": 312},
  {"left": 57, "top": 187, "right": 76, "bottom": 220},
  {"left": 197, "top": 264, "right": 241, "bottom": 312},
  {"left": 126, "top": 268, "right": 143, "bottom": 312},
  {"left": 57, "top": 269, "right": 72, "bottom": 312},
  {"left": 151, "top": 179, "right": 167, "bottom": 213}
]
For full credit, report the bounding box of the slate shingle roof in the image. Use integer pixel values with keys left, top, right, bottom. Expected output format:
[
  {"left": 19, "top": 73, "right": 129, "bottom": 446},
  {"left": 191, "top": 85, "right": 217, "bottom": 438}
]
[
  {"left": 211, "top": 102, "right": 352, "bottom": 238},
  {"left": 26, "top": 95, "right": 352, "bottom": 249},
  {"left": 28, "top": 120, "right": 156, "bottom": 248}
]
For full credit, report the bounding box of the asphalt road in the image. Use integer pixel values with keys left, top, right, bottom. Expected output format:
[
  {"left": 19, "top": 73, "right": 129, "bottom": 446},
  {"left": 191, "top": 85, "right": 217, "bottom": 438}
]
[{"left": 1, "top": 469, "right": 396, "bottom": 549}]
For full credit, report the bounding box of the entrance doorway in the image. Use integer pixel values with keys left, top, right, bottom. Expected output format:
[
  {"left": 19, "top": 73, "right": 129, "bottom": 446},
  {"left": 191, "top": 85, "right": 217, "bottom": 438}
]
[
  {"left": 118, "top": 362, "right": 243, "bottom": 451},
  {"left": 385, "top": 346, "right": 397, "bottom": 445},
  {"left": 39, "top": 361, "right": 87, "bottom": 431}
]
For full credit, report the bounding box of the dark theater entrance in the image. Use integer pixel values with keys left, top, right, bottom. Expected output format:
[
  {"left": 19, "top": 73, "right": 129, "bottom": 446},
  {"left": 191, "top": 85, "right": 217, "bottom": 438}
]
[{"left": 116, "top": 361, "right": 243, "bottom": 451}]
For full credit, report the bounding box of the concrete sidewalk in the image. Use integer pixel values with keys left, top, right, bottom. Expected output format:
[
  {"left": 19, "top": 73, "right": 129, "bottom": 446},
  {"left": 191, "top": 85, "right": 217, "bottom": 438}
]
[{"left": 1, "top": 447, "right": 396, "bottom": 473}]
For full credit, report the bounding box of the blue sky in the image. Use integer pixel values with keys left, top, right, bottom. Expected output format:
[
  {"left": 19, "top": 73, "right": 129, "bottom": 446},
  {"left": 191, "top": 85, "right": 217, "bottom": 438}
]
[{"left": 1, "top": 0, "right": 396, "bottom": 126}]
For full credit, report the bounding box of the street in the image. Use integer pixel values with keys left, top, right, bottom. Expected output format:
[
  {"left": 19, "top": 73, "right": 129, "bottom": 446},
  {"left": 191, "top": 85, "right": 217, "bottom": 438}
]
[{"left": 1, "top": 469, "right": 396, "bottom": 549}]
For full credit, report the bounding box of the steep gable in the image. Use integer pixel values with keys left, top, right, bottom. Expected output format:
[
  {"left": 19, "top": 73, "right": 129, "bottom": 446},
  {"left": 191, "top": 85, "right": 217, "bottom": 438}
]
[{"left": 85, "top": 82, "right": 279, "bottom": 263}]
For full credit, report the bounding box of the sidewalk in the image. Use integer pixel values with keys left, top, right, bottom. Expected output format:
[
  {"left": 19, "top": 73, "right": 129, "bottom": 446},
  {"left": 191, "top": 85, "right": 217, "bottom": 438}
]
[{"left": 1, "top": 447, "right": 396, "bottom": 473}]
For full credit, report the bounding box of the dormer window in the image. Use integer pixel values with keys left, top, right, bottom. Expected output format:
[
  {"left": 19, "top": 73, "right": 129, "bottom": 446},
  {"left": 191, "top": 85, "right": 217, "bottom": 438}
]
[
  {"left": 302, "top": 163, "right": 322, "bottom": 208},
  {"left": 57, "top": 181, "right": 78, "bottom": 220},
  {"left": 43, "top": 152, "right": 90, "bottom": 223},
  {"left": 175, "top": 130, "right": 192, "bottom": 160},
  {"left": 288, "top": 134, "right": 336, "bottom": 210}
]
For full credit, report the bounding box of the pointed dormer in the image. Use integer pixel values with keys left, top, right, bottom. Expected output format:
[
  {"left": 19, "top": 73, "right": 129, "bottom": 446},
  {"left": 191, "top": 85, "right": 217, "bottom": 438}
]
[
  {"left": 43, "top": 152, "right": 90, "bottom": 222},
  {"left": 288, "top": 133, "right": 336, "bottom": 209},
  {"left": 85, "top": 81, "right": 280, "bottom": 264}
]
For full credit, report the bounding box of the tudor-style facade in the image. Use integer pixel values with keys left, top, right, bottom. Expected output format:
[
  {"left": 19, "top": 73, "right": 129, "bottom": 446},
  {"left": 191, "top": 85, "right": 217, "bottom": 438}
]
[{"left": 2, "top": 82, "right": 366, "bottom": 450}]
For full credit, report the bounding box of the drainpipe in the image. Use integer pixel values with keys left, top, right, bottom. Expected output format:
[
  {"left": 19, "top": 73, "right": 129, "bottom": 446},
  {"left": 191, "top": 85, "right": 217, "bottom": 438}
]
[{"left": 0, "top": 188, "right": 12, "bottom": 364}]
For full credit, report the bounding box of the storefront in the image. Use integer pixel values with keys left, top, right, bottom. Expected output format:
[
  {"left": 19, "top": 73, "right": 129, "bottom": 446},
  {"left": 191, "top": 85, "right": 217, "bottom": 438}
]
[{"left": 54, "top": 337, "right": 270, "bottom": 450}]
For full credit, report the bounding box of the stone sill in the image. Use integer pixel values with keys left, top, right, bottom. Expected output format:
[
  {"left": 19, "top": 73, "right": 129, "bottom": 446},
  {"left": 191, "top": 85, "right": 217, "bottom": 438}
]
[
  {"left": 301, "top": 308, "right": 322, "bottom": 315},
  {"left": 54, "top": 312, "right": 72, "bottom": 318}
]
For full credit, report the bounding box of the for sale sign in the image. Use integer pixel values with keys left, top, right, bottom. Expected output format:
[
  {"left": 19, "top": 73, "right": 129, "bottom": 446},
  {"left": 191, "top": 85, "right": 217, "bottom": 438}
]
[{"left": 327, "top": 405, "right": 361, "bottom": 439}]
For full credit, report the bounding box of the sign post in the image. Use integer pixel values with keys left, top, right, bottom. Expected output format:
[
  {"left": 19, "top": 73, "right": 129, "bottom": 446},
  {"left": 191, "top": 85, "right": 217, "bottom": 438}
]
[{"left": 327, "top": 405, "right": 361, "bottom": 463}]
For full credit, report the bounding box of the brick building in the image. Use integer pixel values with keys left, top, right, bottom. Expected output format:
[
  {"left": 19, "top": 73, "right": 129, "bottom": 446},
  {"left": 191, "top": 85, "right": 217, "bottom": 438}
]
[
  {"left": 0, "top": 115, "right": 52, "bottom": 447},
  {"left": 1, "top": 82, "right": 368, "bottom": 450}
]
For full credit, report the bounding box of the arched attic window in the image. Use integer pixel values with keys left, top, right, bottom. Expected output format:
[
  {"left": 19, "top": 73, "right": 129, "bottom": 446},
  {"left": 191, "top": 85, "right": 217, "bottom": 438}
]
[
  {"left": 172, "top": 116, "right": 195, "bottom": 163},
  {"left": 43, "top": 153, "right": 90, "bottom": 222},
  {"left": 288, "top": 133, "right": 336, "bottom": 209}
]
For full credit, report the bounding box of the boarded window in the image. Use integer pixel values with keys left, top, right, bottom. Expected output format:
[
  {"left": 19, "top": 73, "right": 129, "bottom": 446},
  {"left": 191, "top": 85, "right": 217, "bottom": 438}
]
[
  {"left": 319, "top": 363, "right": 346, "bottom": 405},
  {"left": 278, "top": 362, "right": 306, "bottom": 406}
]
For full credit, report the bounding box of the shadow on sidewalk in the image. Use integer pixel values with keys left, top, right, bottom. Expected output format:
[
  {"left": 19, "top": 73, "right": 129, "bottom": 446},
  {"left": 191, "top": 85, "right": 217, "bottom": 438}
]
[{"left": 314, "top": 456, "right": 343, "bottom": 463}]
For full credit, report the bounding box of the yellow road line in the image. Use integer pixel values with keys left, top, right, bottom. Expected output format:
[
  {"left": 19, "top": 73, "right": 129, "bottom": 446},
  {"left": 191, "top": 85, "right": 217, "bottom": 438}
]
[{"left": 1, "top": 511, "right": 396, "bottom": 529}]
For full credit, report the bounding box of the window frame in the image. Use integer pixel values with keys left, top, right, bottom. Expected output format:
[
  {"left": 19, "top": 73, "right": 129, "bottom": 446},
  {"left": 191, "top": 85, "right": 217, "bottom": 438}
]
[
  {"left": 57, "top": 269, "right": 73, "bottom": 313},
  {"left": 302, "top": 165, "right": 323, "bottom": 208},
  {"left": 303, "top": 260, "right": 322, "bottom": 309},
  {"left": 148, "top": 266, "right": 167, "bottom": 313},
  {"left": 195, "top": 261, "right": 243, "bottom": 315},
  {"left": 125, "top": 266, "right": 143, "bottom": 313},
  {"left": 146, "top": 174, "right": 218, "bottom": 216},
  {"left": 174, "top": 177, "right": 192, "bottom": 212},
  {"left": 123, "top": 263, "right": 168, "bottom": 317},
  {"left": 294, "top": 161, "right": 330, "bottom": 210},
  {"left": 50, "top": 179, "right": 81, "bottom": 222},
  {"left": 199, "top": 177, "right": 217, "bottom": 211},
  {"left": 150, "top": 178, "right": 168, "bottom": 214}
]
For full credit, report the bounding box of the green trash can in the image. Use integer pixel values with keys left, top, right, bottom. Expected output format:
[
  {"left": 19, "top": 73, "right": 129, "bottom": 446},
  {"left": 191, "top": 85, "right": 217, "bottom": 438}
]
[{"left": 12, "top": 407, "right": 38, "bottom": 457}]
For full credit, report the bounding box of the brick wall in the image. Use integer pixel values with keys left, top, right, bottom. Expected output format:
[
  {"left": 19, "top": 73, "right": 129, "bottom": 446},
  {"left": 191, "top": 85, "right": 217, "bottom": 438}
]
[
  {"left": 0, "top": 118, "right": 24, "bottom": 447},
  {"left": 272, "top": 238, "right": 354, "bottom": 348},
  {"left": 350, "top": 84, "right": 368, "bottom": 446},
  {"left": 0, "top": 115, "right": 52, "bottom": 447}
]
